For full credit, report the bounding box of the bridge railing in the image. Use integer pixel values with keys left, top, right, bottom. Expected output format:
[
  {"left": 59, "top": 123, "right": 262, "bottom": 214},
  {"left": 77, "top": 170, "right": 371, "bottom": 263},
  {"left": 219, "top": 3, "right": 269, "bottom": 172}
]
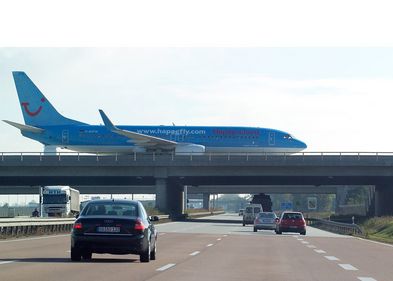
[
  {"left": 2, "top": 151, "right": 393, "bottom": 162},
  {"left": 306, "top": 218, "right": 363, "bottom": 236}
]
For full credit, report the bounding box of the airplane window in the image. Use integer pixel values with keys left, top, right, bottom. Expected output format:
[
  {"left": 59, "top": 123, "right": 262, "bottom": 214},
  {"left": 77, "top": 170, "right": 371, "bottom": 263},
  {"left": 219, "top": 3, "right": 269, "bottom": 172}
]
[{"left": 284, "top": 134, "right": 293, "bottom": 139}]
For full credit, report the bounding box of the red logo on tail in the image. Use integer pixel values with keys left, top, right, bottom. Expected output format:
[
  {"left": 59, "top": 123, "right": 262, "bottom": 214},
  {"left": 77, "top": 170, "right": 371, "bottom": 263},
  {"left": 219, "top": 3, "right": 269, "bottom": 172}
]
[{"left": 21, "top": 98, "right": 46, "bottom": 117}]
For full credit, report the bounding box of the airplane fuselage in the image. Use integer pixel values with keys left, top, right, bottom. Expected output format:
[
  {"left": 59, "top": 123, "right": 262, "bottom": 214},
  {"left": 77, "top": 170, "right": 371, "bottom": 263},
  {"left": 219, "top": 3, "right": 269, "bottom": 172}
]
[{"left": 22, "top": 125, "right": 306, "bottom": 153}]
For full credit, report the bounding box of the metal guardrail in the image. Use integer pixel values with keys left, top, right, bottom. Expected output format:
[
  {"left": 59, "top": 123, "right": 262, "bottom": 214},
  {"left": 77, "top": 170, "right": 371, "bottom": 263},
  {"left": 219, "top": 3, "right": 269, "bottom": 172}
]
[
  {"left": 2, "top": 151, "right": 393, "bottom": 162},
  {"left": 306, "top": 218, "right": 363, "bottom": 236},
  {"left": 0, "top": 212, "right": 223, "bottom": 238}
]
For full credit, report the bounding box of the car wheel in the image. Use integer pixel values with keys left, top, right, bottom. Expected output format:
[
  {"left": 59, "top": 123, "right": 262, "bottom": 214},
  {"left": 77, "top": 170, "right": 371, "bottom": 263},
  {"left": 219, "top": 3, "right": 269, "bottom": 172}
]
[
  {"left": 253, "top": 227, "right": 257, "bottom": 232},
  {"left": 150, "top": 239, "right": 157, "bottom": 260},
  {"left": 82, "top": 251, "right": 92, "bottom": 260},
  {"left": 300, "top": 231, "right": 306, "bottom": 235},
  {"left": 242, "top": 222, "right": 245, "bottom": 226},
  {"left": 140, "top": 241, "right": 151, "bottom": 263},
  {"left": 71, "top": 247, "right": 81, "bottom": 261}
]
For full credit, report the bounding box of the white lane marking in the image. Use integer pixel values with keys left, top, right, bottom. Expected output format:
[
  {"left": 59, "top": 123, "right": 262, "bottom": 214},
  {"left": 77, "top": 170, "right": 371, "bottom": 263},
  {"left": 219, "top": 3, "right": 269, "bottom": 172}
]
[
  {"left": 223, "top": 235, "right": 228, "bottom": 237},
  {"left": 301, "top": 241, "right": 309, "bottom": 244},
  {"left": 357, "top": 278, "right": 378, "bottom": 281},
  {"left": 339, "top": 264, "right": 358, "bottom": 271},
  {"left": 217, "top": 238, "right": 221, "bottom": 241},
  {"left": 324, "top": 256, "right": 340, "bottom": 261},
  {"left": 0, "top": 234, "right": 70, "bottom": 243},
  {"left": 156, "top": 263, "right": 176, "bottom": 271},
  {"left": 189, "top": 251, "right": 200, "bottom": 256},
  {"left": 206, "top": 244, "right": 214, "bottom": 247},
  {"left": 307, "top": 245, "right": 316, "bottom": 248},
  {"left": 297, "top": 238, "right": 304, "bottom": 241},
  {"left": 66, "top": 250, "right": 71, "bottom": 253},
  {"left": 0, "top": 261, "right": 16, "bottom": 265},
  {"left": 314, "top": 249, "right": 327, "bottom": 254}
]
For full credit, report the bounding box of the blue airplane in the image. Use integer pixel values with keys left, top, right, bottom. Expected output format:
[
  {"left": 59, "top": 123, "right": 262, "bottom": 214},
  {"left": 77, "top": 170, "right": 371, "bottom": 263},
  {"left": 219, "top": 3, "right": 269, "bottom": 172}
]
[{"left": 4, "top": 72, "right": 307, "bottom": 154}]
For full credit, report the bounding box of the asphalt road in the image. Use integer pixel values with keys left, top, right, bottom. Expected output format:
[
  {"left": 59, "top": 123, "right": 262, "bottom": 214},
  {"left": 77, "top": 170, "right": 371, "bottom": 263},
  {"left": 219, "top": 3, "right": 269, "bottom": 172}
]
[{"left": 0, "top": 213, "right": 392, "bottom": 281}]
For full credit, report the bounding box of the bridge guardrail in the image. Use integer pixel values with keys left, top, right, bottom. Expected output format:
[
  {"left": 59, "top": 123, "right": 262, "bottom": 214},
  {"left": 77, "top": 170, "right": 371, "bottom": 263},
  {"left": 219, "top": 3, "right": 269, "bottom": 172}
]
[
  {"left": 2, "top": 151, "right": 393, "bottom": 163},
  {"left": 306, "top": 218, "right": 363, "bottom": 236}
]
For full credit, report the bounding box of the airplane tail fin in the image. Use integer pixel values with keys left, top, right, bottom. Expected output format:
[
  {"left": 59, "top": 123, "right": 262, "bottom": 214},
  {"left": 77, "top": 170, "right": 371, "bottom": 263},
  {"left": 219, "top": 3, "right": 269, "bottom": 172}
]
[{"left": 12, "top": 72, "right": 86, "bottom": 126}]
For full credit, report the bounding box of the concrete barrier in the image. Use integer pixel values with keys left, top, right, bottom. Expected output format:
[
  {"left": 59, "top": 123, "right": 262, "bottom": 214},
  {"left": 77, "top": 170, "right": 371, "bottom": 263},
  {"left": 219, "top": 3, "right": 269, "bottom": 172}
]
[{"left": 0, "top": 218, "right": 75, "bottom": 239}]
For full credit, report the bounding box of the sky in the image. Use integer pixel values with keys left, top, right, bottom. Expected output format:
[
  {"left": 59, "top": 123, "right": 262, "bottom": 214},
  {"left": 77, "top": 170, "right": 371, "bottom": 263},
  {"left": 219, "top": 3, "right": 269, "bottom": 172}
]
[
  {"left": 2, "top": 47, "right": 393, "bottom": 152},
  {"left": 1, "top": 1, "right": 393, "bottom": 205}
]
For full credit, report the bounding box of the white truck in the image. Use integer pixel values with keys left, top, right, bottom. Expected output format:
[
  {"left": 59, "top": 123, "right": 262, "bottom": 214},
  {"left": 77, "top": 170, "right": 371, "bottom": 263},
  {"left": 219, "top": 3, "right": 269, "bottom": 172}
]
[{"left": 42, "top": 186, "right": 80, "bottom": 217}]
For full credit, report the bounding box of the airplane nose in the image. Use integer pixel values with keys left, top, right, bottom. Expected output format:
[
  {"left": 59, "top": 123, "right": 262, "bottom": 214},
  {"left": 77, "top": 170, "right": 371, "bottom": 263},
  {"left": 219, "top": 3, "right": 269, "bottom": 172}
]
[{"left": 297, "top": 139, "right": 307, "bottom": 149}]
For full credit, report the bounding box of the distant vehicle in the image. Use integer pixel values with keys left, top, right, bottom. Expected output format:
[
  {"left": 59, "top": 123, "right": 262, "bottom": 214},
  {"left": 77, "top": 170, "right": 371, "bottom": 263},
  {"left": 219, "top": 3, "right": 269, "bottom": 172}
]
[
  {"left": 71, "top": 199, "right": 159, "bottom": 262},
  {"left": 253, "top": 212, "right": 278, "bottom": 232},
  {"left": 242, "top": 204, "right": 262, "bottom": 226},
  {"left": 6, "top": 71, "right": 307, "bottom": 155},
  {"left": 238, "top": 209, "right": 244, "bottom": 216},
  {"left": 250, "top": 193, "right": 273, "bottom": 212},
  {"left": 42, "top": 186, "right": 80, "bottom": 217},
  {"left": 275, "top": 211, "right": 306, "bottom": 235}
]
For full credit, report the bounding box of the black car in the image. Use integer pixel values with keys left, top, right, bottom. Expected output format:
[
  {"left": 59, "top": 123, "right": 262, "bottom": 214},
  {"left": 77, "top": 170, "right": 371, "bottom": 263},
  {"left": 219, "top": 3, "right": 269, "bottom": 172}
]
[{"left": 71, "top": 199, "right": 158, "bottom": 262}]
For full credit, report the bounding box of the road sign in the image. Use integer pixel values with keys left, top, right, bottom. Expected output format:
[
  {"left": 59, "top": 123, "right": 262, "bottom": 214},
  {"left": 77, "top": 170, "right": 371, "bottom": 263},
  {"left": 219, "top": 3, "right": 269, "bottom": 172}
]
[
  {"left": 307, "top": 197, "right": 317, "bottom": 210},
  {"left": 281, "top": 202, "right": 293, "bottom": 210}
]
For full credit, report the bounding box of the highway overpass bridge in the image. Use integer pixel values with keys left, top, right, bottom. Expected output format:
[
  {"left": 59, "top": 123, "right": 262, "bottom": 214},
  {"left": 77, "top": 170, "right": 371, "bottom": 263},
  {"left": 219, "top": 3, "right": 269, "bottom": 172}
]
[{"left": 1, "top": 152, "right": 393, "bottom": 216}]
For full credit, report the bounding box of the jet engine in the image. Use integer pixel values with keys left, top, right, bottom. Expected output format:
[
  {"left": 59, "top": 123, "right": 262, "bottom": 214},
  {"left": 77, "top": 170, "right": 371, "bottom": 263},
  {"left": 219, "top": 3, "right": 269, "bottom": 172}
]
[{"left": 175, "top": 143, "right": 206, "bottom": 155}]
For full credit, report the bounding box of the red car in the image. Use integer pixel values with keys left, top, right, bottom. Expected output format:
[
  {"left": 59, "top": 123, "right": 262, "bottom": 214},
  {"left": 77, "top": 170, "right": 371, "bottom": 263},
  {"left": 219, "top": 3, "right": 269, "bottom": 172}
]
[{"left": 275, "top": 211, "right": 306, "bottom": 235}]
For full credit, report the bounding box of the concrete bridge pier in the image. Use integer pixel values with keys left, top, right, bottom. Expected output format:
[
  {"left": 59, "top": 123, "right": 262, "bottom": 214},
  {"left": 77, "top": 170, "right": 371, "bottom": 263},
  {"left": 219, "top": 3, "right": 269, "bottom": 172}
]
[
  {"left": 203, "top": 193, "right": 210, "bottom": 210},
  {"left": 155, "top": 178, "right": 185, "bottom": 218},
  {"left": 375, "top": 185, "right": 393, "bottom": 216}
]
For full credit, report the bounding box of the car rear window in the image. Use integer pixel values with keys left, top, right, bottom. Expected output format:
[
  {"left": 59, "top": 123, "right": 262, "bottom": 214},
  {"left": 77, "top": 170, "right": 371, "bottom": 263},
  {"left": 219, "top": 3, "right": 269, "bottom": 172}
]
[
  {"left": 82, "top": 202, "right": 138, "bottom": 217},
  {"left": 254, "top": 207, "right": 261, "bottom": 213},
  {"left": 259, "top": 212, "right": 276, "bottom": 218},
  {"left": 282, "top": 213, "right": 303, "bottom": 219},
  {"left": 245, "top": 207, "right": 253, "bottom": 213}
]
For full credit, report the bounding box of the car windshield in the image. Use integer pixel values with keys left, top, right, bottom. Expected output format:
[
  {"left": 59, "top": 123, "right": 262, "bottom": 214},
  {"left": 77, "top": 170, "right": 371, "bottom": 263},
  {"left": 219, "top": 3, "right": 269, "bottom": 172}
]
[
  {"left": 282, "top": 213, "right": 303, "bottom": 219},
  {"left": 82, "top": 202, "right": 138, "bottom": 217},
  {"left": 259, "top": 212, "right": 276, "bottom": 218}
]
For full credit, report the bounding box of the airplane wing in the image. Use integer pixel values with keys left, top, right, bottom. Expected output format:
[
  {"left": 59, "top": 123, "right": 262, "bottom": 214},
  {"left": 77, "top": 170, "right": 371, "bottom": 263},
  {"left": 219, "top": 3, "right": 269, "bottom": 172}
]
[
  {"left": 3, "top": 120, "right": 45, "bottom": 133},
  {"left": 98, "top": 110, "right": 177, "bottom": 149}
]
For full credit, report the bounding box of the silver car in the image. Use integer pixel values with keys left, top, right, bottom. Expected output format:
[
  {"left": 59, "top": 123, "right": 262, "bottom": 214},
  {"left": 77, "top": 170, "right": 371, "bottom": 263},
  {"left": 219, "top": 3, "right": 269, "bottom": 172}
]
[{"left": 253, "top": 212, "right": 278, "bottom": 232}]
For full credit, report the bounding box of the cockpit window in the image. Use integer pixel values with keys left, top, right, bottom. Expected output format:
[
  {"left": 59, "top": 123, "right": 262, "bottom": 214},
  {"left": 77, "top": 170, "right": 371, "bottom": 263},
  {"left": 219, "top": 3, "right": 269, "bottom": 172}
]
[{"left": 283, "top": 134, "right": 293, "bottom": 139}]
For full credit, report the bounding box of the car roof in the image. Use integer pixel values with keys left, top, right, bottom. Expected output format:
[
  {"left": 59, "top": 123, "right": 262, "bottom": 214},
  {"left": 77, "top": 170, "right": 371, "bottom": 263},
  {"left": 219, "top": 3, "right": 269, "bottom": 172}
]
[{"left": 87, "top": 199, "right": 139, "bottom": 204}]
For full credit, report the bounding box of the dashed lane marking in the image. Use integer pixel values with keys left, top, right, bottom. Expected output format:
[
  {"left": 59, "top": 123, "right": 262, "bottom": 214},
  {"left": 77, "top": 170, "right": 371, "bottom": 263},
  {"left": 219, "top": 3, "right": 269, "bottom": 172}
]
[
  {"left": 189, "top": 251, "right": 200, "bottom": 256},
  {"left": 324, "top": 256, "right": 340, "bottom": 261},
  {"left": 314, "top": 249, "right": 327, "bottom": 254},
  {"left": 156, "top": 263, "right": 176, "bottom": 271},
  {"left": 307, "top": 245, "right": 316, "bottom": 248},
  {"left": 301, "top": 241, "right": 309, "bottom": 244},
  {"left": 339, "top": 264, "right": 358, "bottom": 271},
  {"left": 206, "top": 244, "right": 214, "bottom": 247},
  {"left": 217, "top": 238, "right": 221, "bottom": 241},
  {"left": 357, "top": 278, "right": 377, "bottom": 281}
]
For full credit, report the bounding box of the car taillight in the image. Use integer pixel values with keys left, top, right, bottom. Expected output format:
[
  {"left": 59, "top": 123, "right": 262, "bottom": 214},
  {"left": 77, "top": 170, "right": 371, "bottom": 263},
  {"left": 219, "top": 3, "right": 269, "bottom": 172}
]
[
  {"left": 255, "top": 219, "right": 260, "bottom": 223},
  {"left": 134, "top": 218, "right": 145, "bottom": 231},
  {"left": 73, "top": 222, "right": 83, "bottom": 229}
]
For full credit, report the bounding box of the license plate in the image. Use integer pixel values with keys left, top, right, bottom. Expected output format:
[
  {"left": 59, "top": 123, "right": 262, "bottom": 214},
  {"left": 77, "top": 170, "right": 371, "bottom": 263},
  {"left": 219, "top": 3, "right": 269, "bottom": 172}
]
[
  {"left": 262, "top": 219, "right": 271, "bottom": 223},
  {"left": 97, "top": 226, "right": 120, "bottom": 233},
  {"left": 289, "top": 226, "right": 298, "bottom": 229}
]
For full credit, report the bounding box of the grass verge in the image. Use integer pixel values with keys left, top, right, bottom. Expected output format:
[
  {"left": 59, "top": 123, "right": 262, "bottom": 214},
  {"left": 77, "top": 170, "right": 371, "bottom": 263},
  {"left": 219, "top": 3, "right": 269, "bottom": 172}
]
[{"left": 360, "top": 216, "right": 393, "bottom": 244}]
